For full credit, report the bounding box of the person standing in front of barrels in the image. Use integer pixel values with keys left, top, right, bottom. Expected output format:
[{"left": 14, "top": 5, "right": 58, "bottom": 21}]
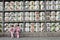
[
  {"left": 15, "top": 24, "right": 20, "bottom": 38},
  {"left": 9, "top": 25, "right": 15, "bottom": 38}
]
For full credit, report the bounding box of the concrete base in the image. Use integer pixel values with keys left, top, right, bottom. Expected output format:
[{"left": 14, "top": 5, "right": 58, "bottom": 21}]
[{"left": 0, "top": 32, "right": 60, "bottom": 37}]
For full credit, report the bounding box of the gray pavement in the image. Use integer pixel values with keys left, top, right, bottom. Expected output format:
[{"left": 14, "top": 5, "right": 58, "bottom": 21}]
[{"left": 0, "top": 37, "right": 60, "bottom": 40}]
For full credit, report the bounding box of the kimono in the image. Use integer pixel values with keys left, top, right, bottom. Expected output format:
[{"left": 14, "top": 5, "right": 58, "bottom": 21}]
[
  {"left": 15, "top": 26, "right": 20, "bottom": 38},
  {"left": 9, "top": 27, "right": 15, "bottom": 38}
]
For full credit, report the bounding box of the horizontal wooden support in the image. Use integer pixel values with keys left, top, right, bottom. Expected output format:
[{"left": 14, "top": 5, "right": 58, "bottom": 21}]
[{"left": 0, "top": 32, "right": 60, "bottom": 37}]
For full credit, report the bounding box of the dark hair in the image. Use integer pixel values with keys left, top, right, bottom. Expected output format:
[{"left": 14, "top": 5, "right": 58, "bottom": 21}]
[
  {"left": 11, "top": 25, "right": 14, "bottom": 27},
  {"left": 17, "top": 24, "right": 19, "bottom": 26}
]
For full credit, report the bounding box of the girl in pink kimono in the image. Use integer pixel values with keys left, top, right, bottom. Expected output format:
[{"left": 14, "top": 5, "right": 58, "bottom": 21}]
[
  {"left": 9, "top": 25, "right": 15, "bottom": 38},
  {"left": 15, "top": 25, "right": 20, "bottom": 38}
]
